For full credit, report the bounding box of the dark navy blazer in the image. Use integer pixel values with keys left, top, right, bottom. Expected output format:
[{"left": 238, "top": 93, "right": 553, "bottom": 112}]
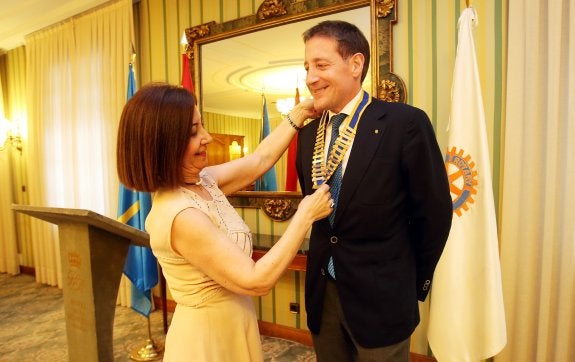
[{"left": 296, "top": 98, "right": 453, "bottom": 348}]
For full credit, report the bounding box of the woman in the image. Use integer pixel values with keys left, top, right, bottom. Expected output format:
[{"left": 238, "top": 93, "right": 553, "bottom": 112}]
[{"left": 116, "top": 83, "right": 332, "bottom": 361}]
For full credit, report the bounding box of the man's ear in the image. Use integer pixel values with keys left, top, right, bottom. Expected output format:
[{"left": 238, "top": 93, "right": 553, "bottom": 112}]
[{"left": 349, "top": 53, "right": 365, "bottom": 78}]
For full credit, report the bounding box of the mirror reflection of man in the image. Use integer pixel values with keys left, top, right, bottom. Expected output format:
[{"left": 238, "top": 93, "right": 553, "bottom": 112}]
[{"left": 295, "top": 20, "right": 452, "bottom": 361}]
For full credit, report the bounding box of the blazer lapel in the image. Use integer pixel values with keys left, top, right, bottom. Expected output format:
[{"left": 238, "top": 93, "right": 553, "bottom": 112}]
[{"left": 334, "top": 101, "right": 388, "bottom": 225}]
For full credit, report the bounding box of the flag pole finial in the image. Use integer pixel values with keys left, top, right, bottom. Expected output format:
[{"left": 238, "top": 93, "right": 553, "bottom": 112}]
[{"left": 130, "top": 42, "right": 136, "bottom": 64}]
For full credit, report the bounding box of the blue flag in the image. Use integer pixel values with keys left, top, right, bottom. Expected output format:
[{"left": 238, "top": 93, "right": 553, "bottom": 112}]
[
  {"left": 255, "top": 96, "right": 277, "bottom": 191},
  {"left": 118, "top": 63, "right": 158, "bottom": 317}
]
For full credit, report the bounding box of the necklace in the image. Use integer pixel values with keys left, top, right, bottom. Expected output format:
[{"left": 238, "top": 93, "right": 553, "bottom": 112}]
[{"left": 311, "top": 91, "right": 371, "bottom": 189}]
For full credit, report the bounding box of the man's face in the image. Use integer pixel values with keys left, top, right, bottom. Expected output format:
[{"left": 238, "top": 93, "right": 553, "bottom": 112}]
[{"left": 304, "top": 35, "right": 363, "bottom": 114}]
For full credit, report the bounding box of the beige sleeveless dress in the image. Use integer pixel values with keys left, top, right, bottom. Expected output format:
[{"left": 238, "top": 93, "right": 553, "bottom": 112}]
[{"left": 146, "top": 173, "right": 262, "bottom": 362}]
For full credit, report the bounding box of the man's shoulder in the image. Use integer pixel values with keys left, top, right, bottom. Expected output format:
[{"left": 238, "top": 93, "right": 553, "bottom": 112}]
[
  {"left": 370, "top": 97, "right": 422, "bottom": 112},
  {"left": 368, "top": 98, "right": 429, "bottom": 120}
]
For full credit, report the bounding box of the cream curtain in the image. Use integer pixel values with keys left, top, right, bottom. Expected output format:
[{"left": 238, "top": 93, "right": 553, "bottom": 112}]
[
  {"left": 24, "top": 0, "right": 134, "bottom": 304},
  {"left": 496, "top": 0, "right": 575, "bottom": 361}
]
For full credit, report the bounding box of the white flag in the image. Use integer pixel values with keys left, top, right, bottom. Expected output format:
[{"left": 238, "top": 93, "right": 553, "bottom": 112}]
[{"left": 427, "top": 8, "right": 506, "bottom": 361}]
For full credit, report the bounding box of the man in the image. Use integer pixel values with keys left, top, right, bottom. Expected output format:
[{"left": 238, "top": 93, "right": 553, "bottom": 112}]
[{"left": 296, "top": 20, "right": 452, "bottom": 361}]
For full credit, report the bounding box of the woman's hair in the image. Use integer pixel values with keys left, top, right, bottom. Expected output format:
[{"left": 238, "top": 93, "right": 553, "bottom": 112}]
[
  {"left": 302, "top": 20, "right": 371, "bottom": 82},
  {"left": 116, "top": 83, "right": 196, "bottom": 192}
]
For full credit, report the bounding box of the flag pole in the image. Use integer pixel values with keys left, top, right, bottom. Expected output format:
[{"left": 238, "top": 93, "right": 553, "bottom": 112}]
[
  {"left": 256, "top": 92, "right": 265, "bottom": 191},
  {"left": 129, "top": 316, "right": 164, "bottom": 361},
  {"left": 122, "top": 59, "right": 164, "bottom": 361}
]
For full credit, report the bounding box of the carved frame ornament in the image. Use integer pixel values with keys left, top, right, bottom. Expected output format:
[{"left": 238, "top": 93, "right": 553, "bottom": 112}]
[{"left": 227, "top": 192, "right": 300, "bottom": 222}]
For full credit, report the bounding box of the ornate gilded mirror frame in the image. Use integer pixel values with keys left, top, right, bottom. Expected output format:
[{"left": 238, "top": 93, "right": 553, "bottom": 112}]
[{"left": 184, "top": 0, "right": 405, "bottom": 221}]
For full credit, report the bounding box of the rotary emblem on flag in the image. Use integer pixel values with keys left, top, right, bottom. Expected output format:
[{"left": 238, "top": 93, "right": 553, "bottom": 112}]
[{"left": 445, "top": 147, "right": 478, "bottom": 217}]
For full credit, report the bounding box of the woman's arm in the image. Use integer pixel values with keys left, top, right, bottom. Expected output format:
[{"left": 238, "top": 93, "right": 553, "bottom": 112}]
[
  {"left": 171, "top": 184, "right": 331, "bottom": 296},
  {"left": 205, "top": 99, "right": 318, "bottom": 195}
]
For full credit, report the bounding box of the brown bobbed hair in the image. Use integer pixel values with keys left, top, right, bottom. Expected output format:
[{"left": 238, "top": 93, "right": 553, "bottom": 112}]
[
  {"left": 116, "top": 83, "right": 196, "bottom": 192},
  {"left": 302, "top": 20, "right": 371, "bottom": 83}
]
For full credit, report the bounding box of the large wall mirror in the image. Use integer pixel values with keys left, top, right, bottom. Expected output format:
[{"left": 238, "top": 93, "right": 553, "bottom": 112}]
[{"left": 184, "top": 0, "right": 405, "bottom": 218}]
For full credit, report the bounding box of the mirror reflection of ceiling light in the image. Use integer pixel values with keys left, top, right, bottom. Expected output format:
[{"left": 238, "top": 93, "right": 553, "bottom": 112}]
[
  {"left": 276, "top": 95, "right": 310, "bottom": 115},
  {"left": 233, "top": 63, "right": 310, "bottom": 115},
  {"left": 236, "top": 64, "right": 307, "bottom": 95},
  {"left": 276, "top": 98, "right": 295, "bottom": 115}
]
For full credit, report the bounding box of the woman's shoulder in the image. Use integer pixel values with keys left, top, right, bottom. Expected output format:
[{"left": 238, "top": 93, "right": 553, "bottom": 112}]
[{"left": 147, "top": 189, "right": 191, "bottom": 224}]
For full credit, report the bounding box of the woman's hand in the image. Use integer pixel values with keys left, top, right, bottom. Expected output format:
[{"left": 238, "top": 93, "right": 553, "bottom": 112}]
[
  {"left": 296, "top": 184, "right": 333, "bottom": 222},
  {"left": 288, "top": 98, "right": 321, "bottom": 127}
]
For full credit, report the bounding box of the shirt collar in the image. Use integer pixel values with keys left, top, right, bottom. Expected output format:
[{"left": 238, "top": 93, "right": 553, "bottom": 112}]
[{"left": 328, "top": 89, "right": 364, "bottom": 120}]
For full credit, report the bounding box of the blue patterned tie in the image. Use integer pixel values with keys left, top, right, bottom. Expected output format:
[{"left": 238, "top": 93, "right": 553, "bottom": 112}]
[{"left": 326, "top": 113, "right": 346, "bottom": 279}]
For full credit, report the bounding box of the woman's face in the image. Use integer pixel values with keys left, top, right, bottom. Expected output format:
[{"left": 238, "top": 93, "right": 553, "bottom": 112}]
[{"left": 182, "top": 105, "right": 213, "bottom": 177}]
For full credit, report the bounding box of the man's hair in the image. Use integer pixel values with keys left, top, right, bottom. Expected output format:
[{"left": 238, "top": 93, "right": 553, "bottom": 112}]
[
  {"left": 303, "top": 20, "right": 370, "bottom": 82},
  {"left": 116, "top": 83, "right": 196, "bottom": 192}
]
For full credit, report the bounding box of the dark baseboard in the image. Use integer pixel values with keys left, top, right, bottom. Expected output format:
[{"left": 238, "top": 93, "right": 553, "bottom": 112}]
[
  {"left": 411, "top": 353, "right": 437, "bottom": 362},
  {"left": 258, "top": 320, "right": 313, "bottom": 346},
  {"left": 19, "top": 265, "right": 35, "bottom": 276}
]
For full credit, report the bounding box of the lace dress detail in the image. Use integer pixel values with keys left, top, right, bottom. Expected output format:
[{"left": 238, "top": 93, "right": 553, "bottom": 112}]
[
  {"left": 147, "top": 172, "right": 253, "bottom": 307},
  {"left": 180, "top": 175, "right": 253, "bottom": 257}
]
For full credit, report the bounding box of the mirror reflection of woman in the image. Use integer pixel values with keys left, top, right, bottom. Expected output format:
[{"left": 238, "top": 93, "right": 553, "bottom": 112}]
[{"left": 116, "top": 83, "right": 331, "bottom": 362}]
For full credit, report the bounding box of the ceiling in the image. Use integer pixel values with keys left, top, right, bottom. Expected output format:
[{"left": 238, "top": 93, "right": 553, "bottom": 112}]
[{"left": 0, "top": 0, "right": 112, "bottom": 52}]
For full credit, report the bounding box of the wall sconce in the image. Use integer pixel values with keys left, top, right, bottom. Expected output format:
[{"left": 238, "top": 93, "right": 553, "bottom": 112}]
[{"left": 0, "top": 116, "right": 23, "bottom": 153}]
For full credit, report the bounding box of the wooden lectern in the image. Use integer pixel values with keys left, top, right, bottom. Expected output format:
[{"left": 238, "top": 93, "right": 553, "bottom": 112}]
[{"left": 12, "top": 204, "right": 150, "bottom": 362}]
